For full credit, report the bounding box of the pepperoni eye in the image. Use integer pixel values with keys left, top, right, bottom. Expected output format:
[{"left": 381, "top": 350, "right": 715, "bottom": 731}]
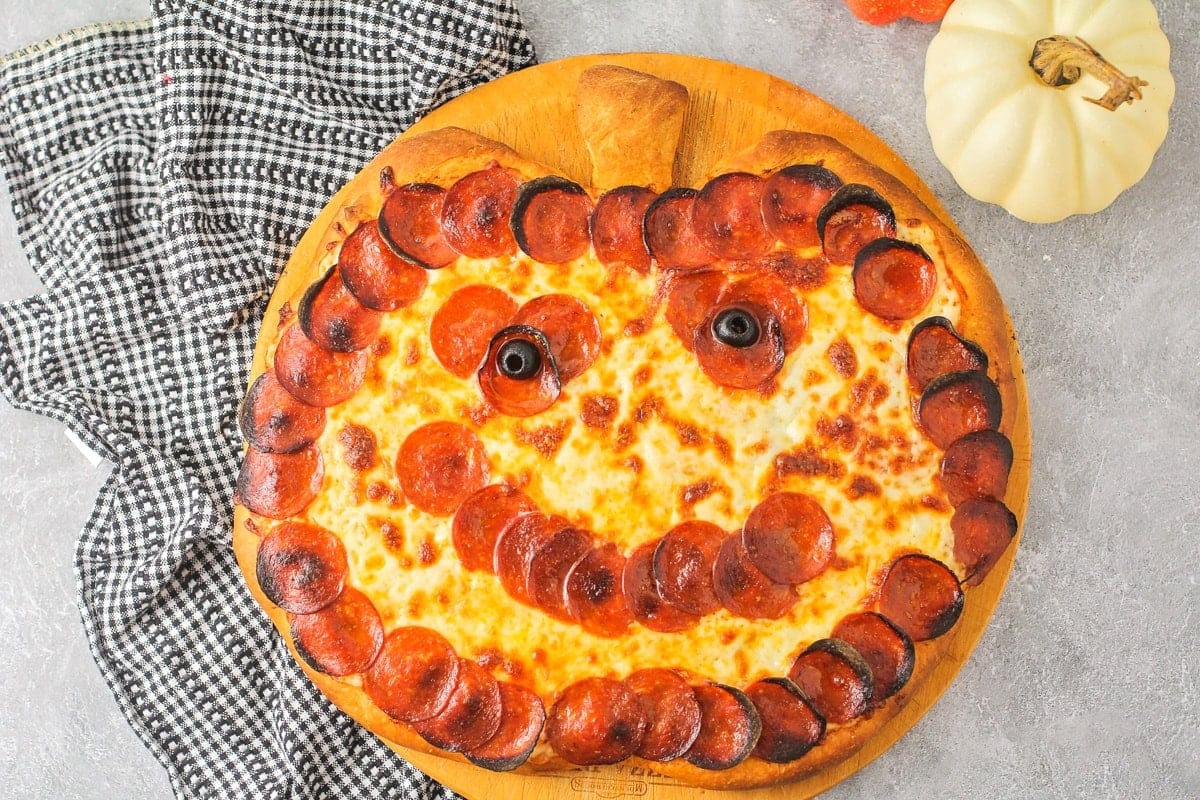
[
  {"left": 496, "top": 338, "right": 543, "bottom": 380},
  {"left": 711, "top": 307, "right": 761, "bottom": 349},
  {"left": 479, "top": 325, "right": 562, "bottom": 417}
]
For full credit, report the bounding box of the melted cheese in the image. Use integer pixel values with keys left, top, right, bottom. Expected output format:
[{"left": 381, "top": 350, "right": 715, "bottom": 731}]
[{"left": 289, "top": 208, "right": 963, "bottom": 701}]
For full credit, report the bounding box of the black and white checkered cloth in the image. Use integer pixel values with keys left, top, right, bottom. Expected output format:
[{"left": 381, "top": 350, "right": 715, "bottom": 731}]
[{"left": 0, "top": 2, "right": 534, "bottom": 797}]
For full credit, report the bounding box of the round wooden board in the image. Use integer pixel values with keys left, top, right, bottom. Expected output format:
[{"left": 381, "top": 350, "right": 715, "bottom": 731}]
[{"left": 240, "top": 53, "right": 1031, "bottom": 800}]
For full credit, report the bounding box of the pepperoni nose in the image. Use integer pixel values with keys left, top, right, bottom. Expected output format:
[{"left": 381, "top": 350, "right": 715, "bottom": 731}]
[
  {"left": 497, "top": 338, "right": 543, "bottom": 380},
  {"left": 711, "top": 307, "right": 761, "bottom": 349},
  {"left": 479, "top": 325, "right": 562, "bottom": 417}
]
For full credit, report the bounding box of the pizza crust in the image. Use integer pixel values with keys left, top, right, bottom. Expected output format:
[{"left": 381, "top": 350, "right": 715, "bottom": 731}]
[{"left": 233, "top": 59, "right": 1028, "bottom": 794}]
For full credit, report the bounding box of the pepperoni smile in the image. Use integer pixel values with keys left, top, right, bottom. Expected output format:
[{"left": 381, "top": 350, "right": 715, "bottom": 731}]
[{"left": 237, "top": 161, "right": 1017, "bottom": 770}]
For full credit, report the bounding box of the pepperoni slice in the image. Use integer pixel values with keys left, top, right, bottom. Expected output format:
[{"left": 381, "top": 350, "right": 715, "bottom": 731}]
[
  {"left": 396, "top": 421, "right": 490, "bottom": 516},
  {"left": 653, "top": 520, "right": 725, "bottom": 616},
  {"left": 694, "top": 301, "right": 785, "bottom": 390},
  {"left": 720, "top": 272, "right": 807, "bottom": 354},
  {"left": 466, "top": 682, "right": 546, "bottom": 772},
  {"left": 272, "top": 324, "right": 367, "bottom": 408},
  {"left": 378, "top": 182, "right": 456, "bottom": 269},
  {"left": 255, "top": 521, "right": 346, "bottom": 614},
  {"left": 762, "top": 164, "right": 843, "bottom": 249},
  {"left": 289, "top": 586, "right": 384, "bottom": 677},
  {"left": 684, "top": 683, "right": 762, "bottom": 770},
  {"left": 565, "top": 543, "right": 634, "bottom": 638},
  {"left": 745, "top": 677, "right": 826, "bottom": 764},
  {"left": 338, "top": 219, "right": 429, "bottom": 311},
  {"left": 297, "top": 267, "right": 382, "bottom": 353},
  {"left": 853, "top": 238, "right": 937, "bottom": 321},
  {"left": 511, "top": 176, "right": 594, "bottom": 264},
  {"left": 786, "top": 638, "right": 874, "bottom": 724},
  {"left": 622, "top": 540, "right": 700, "bottom": 632},
  {"left": 877, "top": 553, "right": 964, "bottom": 641},
  {"left": 941, "top": 429, "right": 1014, "bottom": 506},
  {"left": 952, "top": 497, "right": 1018, "bottom": 585},
  {"left": 918, "top": 370, "right": 1003, "bottom": 450},
  {"left": 452, "top": 484, "right": 537, "bottom": 572},
  {"left": 478, "top": 325, "right": 562, "bottom": 417},
  {"left": 627, "top": 668, "right": 702, "bottom": 761},
  {"left": 494, "top": 512, "right": 568, "bottom": 607},
  {"left": 712, "top": 534, "right": 797, "bottom": 619},
  {"left": 529, "top": 525, "right": 593, "bottom": 621},
  {"left": 239, "top": 370, "right": 326, "bottom": 454},
  {"left": 741, "top": 492, "right": 835, "bottom": 586},
  {"left": 412, "top": 658, "right": 504, "bottom": 753},
  {"left": 664, "top": 269, "right": 728, "bottom": 351},
  {"left": 512, "top": 294, "right": 601, "bottom": 383},
  {"left": 237, "top": 444, "right": 324, "bottom": 519},
  {"left": 440, "top": 165, "right": 521, "bottom": 258},
  {"left": 831, "top": 611, "right": 915, "bottom": 703},
  {"left": 643, "top": 188, "right": 712, "bottom": 270},
  {"left": 364, "top": 626, "right": 460, "bottom": 723},
  {"left": 691, "top": 172, "right": 772, "bottom": 260},
  {"left": 546, "top": 677, "right": 648, "bottom": 765},
  {"left": 907, "top": 316, "right": 989, "bottom": 392},
  {"left": 430, "top": 284, "right": 519, "bottom": 379},
  {"left": 817, "top": 184, "right": 897, "bottom": 264},
  {"left": 591, "top": 185, "right": 656, "bottom": 272}
]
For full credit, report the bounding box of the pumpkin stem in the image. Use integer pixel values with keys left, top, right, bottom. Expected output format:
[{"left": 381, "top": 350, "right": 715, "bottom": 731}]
[{"left": 1029, "top": 36, "right": 1148, "bottom": 111}]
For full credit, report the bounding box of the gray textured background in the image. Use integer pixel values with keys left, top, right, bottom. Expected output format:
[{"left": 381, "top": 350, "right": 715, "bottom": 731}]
[{"left": 1, "top": 1, "right": 1197, "bottom": 798}]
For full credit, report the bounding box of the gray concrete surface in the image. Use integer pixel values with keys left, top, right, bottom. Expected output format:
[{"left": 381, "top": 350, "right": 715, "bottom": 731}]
[{"left": 1, "top": 1, "right": 1197, "bottom": 798}]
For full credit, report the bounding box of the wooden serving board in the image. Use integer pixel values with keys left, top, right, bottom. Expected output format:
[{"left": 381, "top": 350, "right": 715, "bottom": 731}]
[{"left": 246, "top": 53, "right": 1031, "bottom": 800}]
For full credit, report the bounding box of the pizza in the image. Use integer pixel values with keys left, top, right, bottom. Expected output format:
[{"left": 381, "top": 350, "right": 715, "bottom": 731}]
[{"left": 231, "top": 62, "right": 1026, "bottom": 791}]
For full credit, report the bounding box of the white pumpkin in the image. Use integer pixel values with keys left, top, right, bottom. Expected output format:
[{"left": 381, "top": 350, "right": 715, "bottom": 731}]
[{"left": 924, "top": 0, "right": 1174, "bottom": 223}]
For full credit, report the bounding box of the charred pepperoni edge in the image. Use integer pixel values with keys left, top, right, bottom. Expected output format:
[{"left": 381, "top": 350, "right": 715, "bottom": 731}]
[
  {"left": 745, "top": 677, "right": 826, "bottom": 764},
  {"left": 465, "top": 682, "right": 546, "bottom": 772},
  {"left": 740, "top": 492, "right": 836, "bottom": 586},
  {"left": 711, "top": 533, "right": 798, "bottom": 620},
  {"left": 289, "top": 586, "right": 384, "bottom": 677},
  {"left": 395, "top": 421, "right": 491, "bottom": 516},
  {"left": 621, "top": 539, "right": 700, "bottom": 633},
  {"left": 545, "top": 677, "right": 648, "bottom": 766},
  {"left": 815, "top": 183, "right": 896, "bottom": 247},
  {"left": 626, "top": 668, "right": 702, "bottom": 762},
  {"left": 952, "top": 497, "right": 1019, "bottom": 585},
  {"left": 255, "top": 521, "right": 347, "bottom": 614},
  {"left": 529, "top": 525, "right": 594, "bottom": 620},
  {"left": 830, "top": 611, "right": 915, "bottom": 704},
  {"left": 787, "top": 638, "right": 874, "bottom": 725},
  {"left": 652, "top": 521, "right": 726, "bottom": 616},
  {"left": 851, "top": 237, "right": 938, "bottom": 321},
  {"left": 412, "top": 658, "right": 503, "bottom": 753},
  {"left": 272, "top": 324, "right": 368, "bottom": 408},
  {"left": 337, "top": 219, "right": 429, "bottom": 312},
  {"left": 761, "top": 164, "right": 844, "bottom": 248},
  {"left": 511, "top": 175, "right": 594, "bottom": 264},
  {"left": 906, "top": 316, "right": 989, "bottom": 392},
  {"left": 236, "top": 444, "right": 324, "bottom": 520},
  {"left": 238, "top": 371, "right": 326, "bottom": 454},
  {"left": 564, "top": 543, "right": 634, "bottom": 638},
  {"left": 642, "top": 187, "right": 711, "bottom": 270},
  {"left": 590, "top": 185, "right": 656, "bottom": 272},
  {"left": 684, "top": 683, "right": 762, "bottom": 771},
  {"left": 451, "top": 484, "right": 537, "bottom": 572},
  {"left": 917, "top": 369, "right": 1004, "bottom": 451},
  {"left": 297, "top": 267, "right": 382, "bottom": 353},
  {"left": 363, "top": 626, "right": 461, "bottom": 723},
  {"left": 691, "top": 172, "right": 772, "bottom": 260},
  {"left": 941, "top": 429, "right": 1014, "bottom": 507},
  {"left": 377, "top": 182, "right": 456, "bottom": 269},
  {"left": 877, "top": 553, "right": 965, "bottom": 641},
  {"left": 478, "top": 324, "right": 563, "bottom": 418}
]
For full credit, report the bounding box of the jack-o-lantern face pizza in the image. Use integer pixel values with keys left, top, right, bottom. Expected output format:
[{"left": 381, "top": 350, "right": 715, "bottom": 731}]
[{"left": 232, "top": 64, "right": 1027, "bottom": 790}]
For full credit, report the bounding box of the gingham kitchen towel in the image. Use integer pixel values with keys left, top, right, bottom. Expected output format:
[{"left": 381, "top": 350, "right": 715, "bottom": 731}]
[{"left": 0, "top": 2, "right": 534, "bottom": 797}]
